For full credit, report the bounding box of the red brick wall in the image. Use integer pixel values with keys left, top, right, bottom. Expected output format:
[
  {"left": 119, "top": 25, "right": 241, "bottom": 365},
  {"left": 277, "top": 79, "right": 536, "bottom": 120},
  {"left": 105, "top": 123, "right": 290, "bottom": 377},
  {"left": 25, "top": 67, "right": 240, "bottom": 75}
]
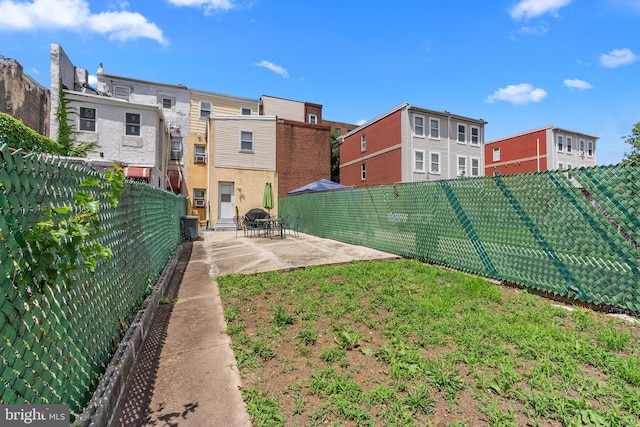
[
  {"left": 304, "top": 103, "right": 322, "bottom": 124},
  {"left": 485, "top": 129, "right": 548, "bottom": 176},
  {"left": 276, "top": 119, "right": 331, "bottom": 196},
  {"left": 339, "top": 110, "right": 402, "bottom": 187}
]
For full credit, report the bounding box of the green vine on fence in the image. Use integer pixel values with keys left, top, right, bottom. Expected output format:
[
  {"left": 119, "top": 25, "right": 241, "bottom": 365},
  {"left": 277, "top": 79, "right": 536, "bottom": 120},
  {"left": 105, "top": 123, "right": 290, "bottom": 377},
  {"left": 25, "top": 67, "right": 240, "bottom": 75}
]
[{"left": 25, "top": 165, "right": 125, "bottom": 293}]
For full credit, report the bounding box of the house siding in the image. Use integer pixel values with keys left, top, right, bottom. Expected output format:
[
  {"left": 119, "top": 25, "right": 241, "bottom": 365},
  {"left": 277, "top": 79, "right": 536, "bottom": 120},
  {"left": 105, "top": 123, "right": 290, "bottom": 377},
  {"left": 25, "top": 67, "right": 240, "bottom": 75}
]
[
  {"left": 213, "top": 116, "right": 276, "bottom": 171},
  {"left": 261, "top": 95, "right": 304, "bottom": 122}
]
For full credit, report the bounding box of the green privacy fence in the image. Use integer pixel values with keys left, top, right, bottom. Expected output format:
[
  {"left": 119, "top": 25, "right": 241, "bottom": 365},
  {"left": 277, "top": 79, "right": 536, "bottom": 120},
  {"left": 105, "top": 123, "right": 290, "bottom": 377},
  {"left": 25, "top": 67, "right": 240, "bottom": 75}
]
[
  {"left": 279, "top": 164, "right": 640, "bottom": 314},
  {"left": 0, "top": 144, "right": 186, "bottom": 418}
]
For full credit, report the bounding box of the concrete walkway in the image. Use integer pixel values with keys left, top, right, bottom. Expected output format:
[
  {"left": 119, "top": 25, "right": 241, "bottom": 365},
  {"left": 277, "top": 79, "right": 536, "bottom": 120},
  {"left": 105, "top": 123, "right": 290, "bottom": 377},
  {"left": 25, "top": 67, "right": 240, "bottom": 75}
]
[{"left": 111, "top": 231, "right": 399, "bottom": 426}]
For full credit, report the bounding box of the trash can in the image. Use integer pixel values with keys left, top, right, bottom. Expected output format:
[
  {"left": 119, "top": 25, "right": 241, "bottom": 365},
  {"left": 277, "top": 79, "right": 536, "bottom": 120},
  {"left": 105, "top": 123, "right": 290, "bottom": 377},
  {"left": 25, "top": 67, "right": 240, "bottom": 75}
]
[{"left": 181, "top": 215, "right": 199, "bottom": 241}]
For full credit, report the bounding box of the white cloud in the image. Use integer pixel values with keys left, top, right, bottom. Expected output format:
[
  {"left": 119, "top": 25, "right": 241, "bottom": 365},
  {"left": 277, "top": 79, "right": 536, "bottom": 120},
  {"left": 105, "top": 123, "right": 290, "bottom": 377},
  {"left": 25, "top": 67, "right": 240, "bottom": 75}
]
[
  {"left": 510, "top": 0, "right": 571, "bottom": 20},
  {"left": 563, "top": 78, "right": 592, "bottom": 90},
  {"left": 88, "top": 75, "right": 98, "bottom": 87},
  {"left": 356, "top": 120, "right": 366, "bottom": 126},
  {"left": 254, "top": 60, "right": 289, "bottom": 78},
  {"left": 166, "top": 0, "right": 234, "bottom": 13},
  {"left": 486, "top": 83, "right": 548, "bottom": 105},
  {"left": 28, "top": 67, "right": 39, "bottom": 74},
  {"left": 599, "top": 48, "right": 638, "bottom": 68},
  {"left": 0, "top": 0, "right": 166, "bottom": 44},
  {"left": 517, "top": 24, "right": 549, "bottom": 35}
]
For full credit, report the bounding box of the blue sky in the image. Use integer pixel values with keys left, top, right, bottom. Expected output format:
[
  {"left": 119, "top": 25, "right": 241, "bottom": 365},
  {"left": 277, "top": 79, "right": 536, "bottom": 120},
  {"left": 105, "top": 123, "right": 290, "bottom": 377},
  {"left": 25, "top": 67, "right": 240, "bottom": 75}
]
[{"left": 1, "top": 0, "right": 638, "bottom": 165}]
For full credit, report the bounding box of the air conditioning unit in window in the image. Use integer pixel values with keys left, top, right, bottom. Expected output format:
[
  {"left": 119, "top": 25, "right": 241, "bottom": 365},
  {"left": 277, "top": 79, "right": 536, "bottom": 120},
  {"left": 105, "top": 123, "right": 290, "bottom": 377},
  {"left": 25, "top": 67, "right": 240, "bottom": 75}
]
[
  {"left": 579, "top": 150, "right": 585, "bottom": 157},
  {"left": 194, "top": 199, "right": 205, "bottom": 208},
  {"left": 194, "top": 155, "right": 206, "bottom": 163}
]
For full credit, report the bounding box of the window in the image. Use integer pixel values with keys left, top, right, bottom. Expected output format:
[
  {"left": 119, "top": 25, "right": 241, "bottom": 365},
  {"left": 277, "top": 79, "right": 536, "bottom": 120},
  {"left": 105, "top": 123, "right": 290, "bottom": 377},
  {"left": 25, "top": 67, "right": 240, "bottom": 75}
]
[
  {"left": 79, "top": 107, "right": 96, "bottom": 132},
  {"left": 361, "top": 163, "right": 366, "bottom": 181},
  {"left": 587, "top": 141, "right": 593, "bottom": 157},
  {"left": 193, "top": 189, "right": 206, "bottom": 208},
  {"left": 567, "top": 163, "right": 572, "bottom": 169},
  {"left": 241, "top": 107, "right": 252, "bottom": 115},
  {"left": 457, "top": 156, "right": 467, "bottom": 177},
  {"left": 414, "top": 150, "right": 425, "bottom": 172},
  {"left": 493, "top": 147, "right": 500, "bottom": 162},
  {"left": 162, "top": 98, "right": 172, "bottom": 109},
  {"left": 559, "top": 162, "right": 564, "bottom": 170},
  {"left": 170, "top": 140, "right": 182, "bottom": 161},
  {"left": 335, "top": 128, "right": 341, "bottom": 135},
  {"left": 361, "top": 134, "right": 366, "bottom": 151},
  {"left": 308, "top": 114, "right": 317, "bottom": 124},
  {"left": 414, "top": 115, "right": 425, "bottom": 136},
  {"left": 429, "top": 118, "right": 440, "bottom": 139},
  {"left": 471, "top": 126, "right": 480, "bottom": 145},
  {"left": 566, "top": 136, "right": 572, "bottom": 153},
  {"left": 125, "top": 113, "right": 140, "bottom": 136},
  {"left": 579, "top": 139, "right": 585, "bottom": 154},
  {"left": 194, "top": 145, "right": 207, "bottom": 163},
  {"left": 430, "top": 152, "right": 440, "bottom": 174},
  {"left": 471, "top": 157, "right": 480, "bottom": 177},
  {"left": 114, "top": 85, "right": 130, "bottom": 99},
  {"left": 557, "top": 135, "right": 563, "bottom": 151},
  {"left": 457, "top": 123, "right": 467, "bottom": 143},
  {"left": 200, "top": 101, "right": 211, "bottom": 118},
  {"left": 240, "top": 130, "right": 254, "bottom": 152}
]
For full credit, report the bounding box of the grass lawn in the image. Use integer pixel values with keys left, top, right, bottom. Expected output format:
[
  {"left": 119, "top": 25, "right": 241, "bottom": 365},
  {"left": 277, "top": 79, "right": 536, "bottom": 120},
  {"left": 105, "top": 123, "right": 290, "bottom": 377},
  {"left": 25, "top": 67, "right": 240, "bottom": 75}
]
[{"left": 217, "top": 259, "right": 640, "bottom": 426}]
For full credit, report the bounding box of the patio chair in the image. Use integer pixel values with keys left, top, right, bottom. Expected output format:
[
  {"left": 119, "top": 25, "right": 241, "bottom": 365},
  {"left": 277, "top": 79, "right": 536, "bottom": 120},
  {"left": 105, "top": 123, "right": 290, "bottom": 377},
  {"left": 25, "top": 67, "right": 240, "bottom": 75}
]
[
  {"left": 243, "top": 215, "right": 261, "bottom": 237},
  {"left": 233, "top": 215, "right": 243, "bottom": 238},
  {"left": 285, "top": 214, "right": 301, "bottom": 237}
]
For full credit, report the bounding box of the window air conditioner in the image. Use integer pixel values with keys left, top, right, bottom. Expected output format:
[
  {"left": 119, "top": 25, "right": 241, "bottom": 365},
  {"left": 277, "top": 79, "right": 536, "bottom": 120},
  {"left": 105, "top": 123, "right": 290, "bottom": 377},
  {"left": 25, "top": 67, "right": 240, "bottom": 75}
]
[
  {"left": 194, "top": 199, "right": 205, "bottom": 208},
  {"left": 194, "top": 155, "right": 206, "bottom": 163},
  {"left": 579, "top": 150, "right": 584, "bottom": 157}
]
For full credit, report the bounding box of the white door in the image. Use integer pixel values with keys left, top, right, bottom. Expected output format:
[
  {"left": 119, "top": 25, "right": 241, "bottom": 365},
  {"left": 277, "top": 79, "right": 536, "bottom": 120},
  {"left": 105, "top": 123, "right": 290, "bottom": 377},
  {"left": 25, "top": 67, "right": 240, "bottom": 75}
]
[{"left": 218, "top": 182, "right": 234, "bottom": 220}]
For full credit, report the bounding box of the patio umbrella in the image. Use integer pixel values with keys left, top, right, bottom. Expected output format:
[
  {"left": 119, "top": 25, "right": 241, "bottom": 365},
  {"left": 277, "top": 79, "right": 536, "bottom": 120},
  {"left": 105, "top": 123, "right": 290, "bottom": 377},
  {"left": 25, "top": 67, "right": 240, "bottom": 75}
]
[{"left": 262, "top": 180, "right": 274, "bottom": 215}]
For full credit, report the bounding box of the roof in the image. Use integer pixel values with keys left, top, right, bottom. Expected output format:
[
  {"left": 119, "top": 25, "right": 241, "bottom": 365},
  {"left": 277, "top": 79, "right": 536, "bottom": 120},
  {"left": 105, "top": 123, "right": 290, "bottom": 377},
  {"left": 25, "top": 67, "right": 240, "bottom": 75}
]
[
  {"left": 486, "top": 125, "right": 599, "bottom": 145},
  {"left": 287, "top": 179, "right": 351, "bottom": 194}
]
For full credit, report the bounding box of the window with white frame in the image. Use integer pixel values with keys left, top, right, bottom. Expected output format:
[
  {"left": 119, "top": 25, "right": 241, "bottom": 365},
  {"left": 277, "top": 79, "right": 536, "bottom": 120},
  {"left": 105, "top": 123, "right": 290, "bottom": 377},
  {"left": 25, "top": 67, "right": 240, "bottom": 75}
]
[
  {"left": 493, "top": 147, "right": 500, "bottom": 162},
  {"left": 240, "top": 130, "right": 254, "bottom": 152},
  {"left": 567, "top": 163, "right": 572, "bottom": 169},
  {"left": 361, "top": 163, "right": 366, "bottom": 181},
  {"left": 414, "top": 150, "right": 425, "bottom": 172},
  {"left": 430, "top": 152, "right": 440, "bottom": 174},
  {"left": 125, "top": 113, "right": 140, "bottom": 136},
  {"left": 587, "top": 141, "right": 593, "bottom": 156},
  {"left": 241, "top": 107, "right": 252, "bottom": 115},
  {"left": 194, "top": 145, "right": 207, "bottom": 163},
  {"left": 471, "top": 126, "right": 480, "bottom": 145},
  {"left": 114, "top": 85, "right": 130, "bottom": 100},
  {"left": 457, "top": 156, "right": 467, "bottom": 177},
  {"left": 170, "top": 140, "right": 182, "bottom": 161},
  {"left": 308, "top": 114, "right": 317, "bottom": 124},
  {"left": 193, "top": 189, "right": 206, "bottom": 208},
  {"left": 361, "top": 134, "right": 366, "bottom": 151},
  {"left": 566, "top": 136, "right": 572, "bottom": 153},
  {"left": 579, "top": 139, "right": 585, "bottom": 154},
  {"left": 429, "top": 118, "right": 440, "bottom": 139},
  {"left": 200, "top": 101, "right": 211, "bottom": 118},
  {"left": 471, "top": 157, "right": 480, "bottom": 176},
  {"left": 557, "top": 135, "right": 564, "bottom": 151},
  {"left": 457, "top": 123, "right": 467, "bottom": 143},
  {"left": 414, "top": 115, "right": 425, "bottom": 137},
  {"left": 162, "top": 98, "right": 172, "bottom": 109},
  {"left": 559, "top": 162, "right": 564, "bottom": 170},
  {"left": 79, "top": 107, "right": 96, "bottom": 132}
]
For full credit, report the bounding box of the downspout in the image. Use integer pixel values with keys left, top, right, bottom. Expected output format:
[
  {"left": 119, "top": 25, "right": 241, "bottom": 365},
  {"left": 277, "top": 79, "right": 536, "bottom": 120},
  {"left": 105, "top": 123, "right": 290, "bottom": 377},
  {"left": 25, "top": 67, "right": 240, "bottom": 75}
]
[
  {"left": 447, "top": 113, "right": 451, "bottom": 179},
  {"left": 206, "top": 117, "right": 211, "bottom": 229},
  {"left": 536, "top": 138, "right": 540, "bottom": 172}
]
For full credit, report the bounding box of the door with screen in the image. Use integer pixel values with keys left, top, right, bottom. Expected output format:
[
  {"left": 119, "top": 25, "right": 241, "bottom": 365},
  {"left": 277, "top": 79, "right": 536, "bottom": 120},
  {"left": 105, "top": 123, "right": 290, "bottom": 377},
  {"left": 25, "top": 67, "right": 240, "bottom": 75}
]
[{"left": 218, "top": 182, "right": 234, "bottom": 220}]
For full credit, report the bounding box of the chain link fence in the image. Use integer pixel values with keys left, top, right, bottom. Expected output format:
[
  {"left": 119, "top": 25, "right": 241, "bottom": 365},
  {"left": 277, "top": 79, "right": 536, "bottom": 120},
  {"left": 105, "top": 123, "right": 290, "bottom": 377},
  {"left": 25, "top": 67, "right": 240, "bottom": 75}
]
[
  {"left": 0, "top": 145, "right": 186, "bottom": 419},
  {"left": 279, "top": 164, "right": 640, "bottom": 314}
]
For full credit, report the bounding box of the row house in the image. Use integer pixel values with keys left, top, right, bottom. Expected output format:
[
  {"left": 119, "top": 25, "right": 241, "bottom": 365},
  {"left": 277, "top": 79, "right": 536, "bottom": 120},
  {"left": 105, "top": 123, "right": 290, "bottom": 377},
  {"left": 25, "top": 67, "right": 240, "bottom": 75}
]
[
  {"left": 261, "top": 95, "right": 332, "bottom": 196},
  {"left": 186, "top": 90, "right": 268, "bottom": 229},
  {"left": 485, "top": 125, "right": 598, "bottom": 176},
  {"left": 339, "top": 103, "right": 487, "bottom": 187},
  {"left": 50, "top": 43, "right": 190, "bottom": 190}
]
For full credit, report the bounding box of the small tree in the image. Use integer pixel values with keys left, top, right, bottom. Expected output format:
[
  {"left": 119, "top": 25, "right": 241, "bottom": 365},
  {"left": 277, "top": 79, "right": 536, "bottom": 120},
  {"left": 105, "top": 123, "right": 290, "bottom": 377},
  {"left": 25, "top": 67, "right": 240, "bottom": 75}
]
[
  {"left": 55, "top": 82, "right": 97, "bottom": 157},
  {"left": 621, "top": 122, "right": 640, "bottom": 165},
  {"left": 330, "top": 129, "right": 340, "bottom": 183}
]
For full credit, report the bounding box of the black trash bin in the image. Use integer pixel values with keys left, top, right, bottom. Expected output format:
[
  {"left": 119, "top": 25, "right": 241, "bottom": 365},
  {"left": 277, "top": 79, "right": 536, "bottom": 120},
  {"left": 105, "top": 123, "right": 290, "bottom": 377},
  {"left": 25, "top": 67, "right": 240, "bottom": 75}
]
[{"left": 181, "top": 215, "right": 199, "bottom": 241}]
